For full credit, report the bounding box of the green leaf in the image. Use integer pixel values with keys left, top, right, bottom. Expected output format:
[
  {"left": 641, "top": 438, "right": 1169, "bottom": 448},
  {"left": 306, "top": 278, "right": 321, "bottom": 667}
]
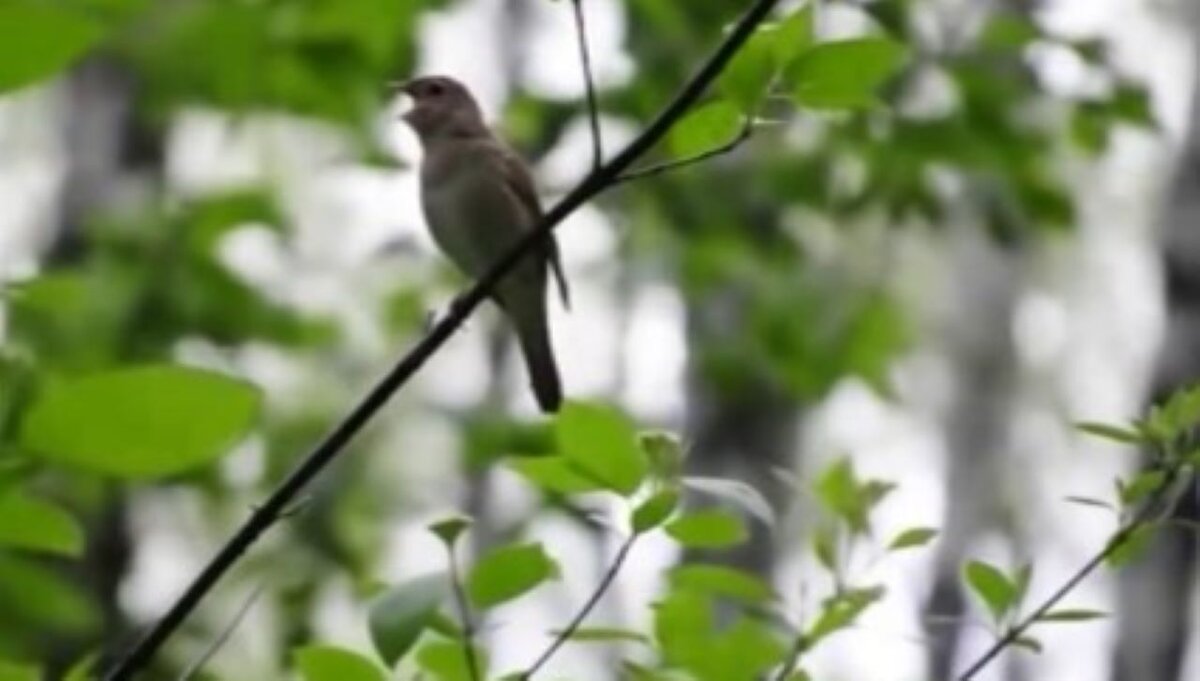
[
  {"left": 0, "top": 555, "right": 98, "bottom": 632},
  {"left": 682, "top": 476, "right": 776, "bottom": 527},
  {"left": 664, "top": 510, "right": 747, "bottom": 548},
  {"left": 1037, "top": 609, "right": 1108, "bottom": 623},
  {"left": 640, "top": 431, "right": 684, "bottom": 481},
  {"left": 668, "top": 101, "right": 743, "bottom": 158},
  {"left": 0, "top": 659, "right": 39, "bottom": 681},
  {"left": 699, "top": 618, "right": 787, "bottom": 679},
  {"left": 814, "top": 457, "right": 884, "bottom": 533},
  {"left": 1012, "top": 636, "right": 1043, "bottom": 654},
  {"left": 556, "top": 401, "right": 647, "bottom": 496},
  {"left": 429, "top": 516, "right": 472, "bottom": 547},
  {"left": 0, "top": 491, "right": 84, "bottom": 557},
  {"left": 1119, "top": 470, "right": 1166, "bottom": 507},
  {"left": 1107, "top": 524, "right": 1155, "bottom": 568},
  {"left": 668, "top": 564, "right": 774, "bottom": 604},
  {"left": 0, "top": 4, "right": 105, "bottom": 93},
  {"left": 20, "top": 365, "right": 261, "bottom": 479},
  {"left": 467, "top": 542, "right": 559, "bottom": 608},
  {"left": 721, "top": 28, "right": 776, "bottom": 111},
  {"left": 368, "top": 572, "right": 450, "bottom": 667},
  {"left": 1075, "top": 422, "right": 1143, "bottom": 445},
  {"left": 806, "top": 586, "right": 885, "bottom": 645},
  {"left": 773, "top": 4, "right": 815, "bottom": 68},
  {"left": 815, "top": 458, "right": 857, "bottom": 514},
  {"left": 791, "top": 38, "right": 908, "bottom": 109},
  {"left": 887, "top": 527, "right": 938, "bottom": 552},
  {"left": 964, "top": 561, "right": 1017, "bottom": 623},
  {"left": 294, "top": 645, "right": 386, "bottom": 681},
  {"left": 507, "top": 456, "right": 605, "bottom": 495},
  {"left": 62, "top": 652, "right": 97, "bottom": 681},
  {"left": 1013, "top": 563, "right": 1034, "bottom": 606},
  {"left": 980, "top": 15, "right": 1040, "bottom": 50},
  {"left": 653, "top": 591, "right": 714, "bottom": 667},
  {"left": 415, "top": 640, "right": 484, "bottom": 681},
  {"left": 1064, "top": 496, "right": 1115, "bottom": 512},
  {"left": 813, "top": 524, "right": 838, "bottom": 573},
  {"left": 632, "top": 488, "right": 680, "bottom": 533},
  {"left": 1110, "top": 83, "right": 1155, "bottom": 127}
]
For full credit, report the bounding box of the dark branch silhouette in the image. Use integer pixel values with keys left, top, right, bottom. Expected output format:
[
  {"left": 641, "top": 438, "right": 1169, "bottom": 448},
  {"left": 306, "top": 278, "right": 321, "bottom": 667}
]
[
  {"left": 101, "top": 1, "right": 782, "bottom": 678},
  {"left": 570, "top": 0, "right": 604, "bottom": 169}
]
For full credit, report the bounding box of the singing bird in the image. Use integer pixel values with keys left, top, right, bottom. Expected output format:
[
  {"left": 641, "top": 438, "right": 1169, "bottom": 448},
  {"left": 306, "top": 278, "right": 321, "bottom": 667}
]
[{"left": 397, "top": 76, "right": 570, "bottom": 413}]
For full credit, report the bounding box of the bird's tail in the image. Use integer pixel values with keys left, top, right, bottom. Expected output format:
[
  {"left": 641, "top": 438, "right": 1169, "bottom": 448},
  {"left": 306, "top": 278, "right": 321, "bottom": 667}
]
[{"left": 511, "top": 304, "right": 562, "bottom": 413}]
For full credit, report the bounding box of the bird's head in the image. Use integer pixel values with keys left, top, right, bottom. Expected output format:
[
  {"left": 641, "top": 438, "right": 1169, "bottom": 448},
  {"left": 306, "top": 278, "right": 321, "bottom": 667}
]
[{"left": 394, "top": 76, "right": 486, "bottom": 142}]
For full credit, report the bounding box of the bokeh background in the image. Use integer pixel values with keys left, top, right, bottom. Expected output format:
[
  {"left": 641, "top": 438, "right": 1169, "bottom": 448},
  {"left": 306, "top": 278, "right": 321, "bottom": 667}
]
[{"left": 2, "top": 0, "right": 1199, "bottom": 679}]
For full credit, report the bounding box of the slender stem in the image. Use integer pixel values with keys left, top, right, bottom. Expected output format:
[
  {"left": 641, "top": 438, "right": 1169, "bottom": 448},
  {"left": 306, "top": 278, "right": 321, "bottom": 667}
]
[
  {"left": 520, "top": 533, "right": 637, "bottom": 680},
  {"left": 956, "top": 465, "right": 1191, "bottom": 680},
  {"left": 176, "top": 582, "right": 266, "bottom": 681},
  {"left": 101, "top": 3, "right": 781, "bottom": 678},
  {"left": 571, "top": 0, "right": 603, "bottom": 169},
  {"left": 773, "top": 633, "right": 809, "bottom": 681},
  {"left": 448, "top": 548, "right": 482, "bottom": 681},
  {"left": 613, "top": 120, "right": 754, "bottom": 185}
]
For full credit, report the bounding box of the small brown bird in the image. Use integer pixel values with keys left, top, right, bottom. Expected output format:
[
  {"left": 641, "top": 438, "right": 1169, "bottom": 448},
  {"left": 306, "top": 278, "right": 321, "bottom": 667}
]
[{"left": 397, "top": 75, "right": 570, "bottom": 413}]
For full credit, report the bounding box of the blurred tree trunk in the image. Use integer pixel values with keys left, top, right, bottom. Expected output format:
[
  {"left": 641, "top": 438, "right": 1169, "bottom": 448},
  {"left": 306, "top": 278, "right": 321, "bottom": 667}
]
[
  {"left": 922, "top": 3, "right": 1044, "bottom": 676},
  {"left": 683, "top": 309, "right": 796, "bottom": 576},
  {"left": 923, "top": 229, "right": 1020, "bottom": 680},
  {"left": 47, "top": 56, "right": 162, "bottom": 673},
  {"left": 682, "top": 201, "right": 797, "bottom": 578},
  {"left": 1111, "top": 27, "right": 1200, "bottom": 681}
]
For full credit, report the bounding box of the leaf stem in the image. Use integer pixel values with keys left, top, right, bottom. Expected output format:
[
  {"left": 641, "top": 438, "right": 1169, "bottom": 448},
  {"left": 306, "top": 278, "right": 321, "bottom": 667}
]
[
  {"left": 448, "top": 547, "right": 482, "bottom": 681},
  {"left": 520, "top": 533, "right": 637, "bottom": 680},
  {"left": 613, "top": 119, "right": 754, "bottom": 185}
]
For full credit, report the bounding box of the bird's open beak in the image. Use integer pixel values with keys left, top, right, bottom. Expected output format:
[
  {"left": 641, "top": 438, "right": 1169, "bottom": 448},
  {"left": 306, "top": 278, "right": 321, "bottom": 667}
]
[{"left": 390, "top": 80, "right": 416, "bottom": 120}]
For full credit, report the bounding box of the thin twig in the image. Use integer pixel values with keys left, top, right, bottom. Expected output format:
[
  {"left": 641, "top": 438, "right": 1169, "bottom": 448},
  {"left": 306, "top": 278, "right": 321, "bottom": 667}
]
[
  {"left": 773, "top": 631, "right": 809, "bottom": 681},
  {"left": 956, "top": 465, "right": 1193, "bottom": 680},
  {"left": 176, "top": 582, "right": 266, "bottom": 681},
  {"left": 519, "top": 533, "right": 637, "bottom": 680},
  {"left": 102, "top": 3, "right": 781, "bottom": 678},
  {"left": 448, "top": 547, "right": 482, "bottom": 681},
  {"left": 613, "top": 119, "right": 755, "bottom": 185},
  {"left": 571, "top": 0, "right": 603, "bottom": 169}
]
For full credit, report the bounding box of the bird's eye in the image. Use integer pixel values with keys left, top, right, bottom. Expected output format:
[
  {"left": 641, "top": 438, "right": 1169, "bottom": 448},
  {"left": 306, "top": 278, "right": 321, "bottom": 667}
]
[{"left": 427, "top": 82, "right": 445, "bottom": 97}]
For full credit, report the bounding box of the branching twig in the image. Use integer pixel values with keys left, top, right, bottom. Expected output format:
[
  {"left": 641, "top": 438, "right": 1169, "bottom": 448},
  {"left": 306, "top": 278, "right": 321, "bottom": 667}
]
[
  {"left": 447, "top": 546, "right": 482, "bottom": 681},
  {"left": 176, "top": 582, "right": 266, "bottom": 681},
  {"left": 613, "top": 119, "right": 755, "bottom": 185},
  {"left": 102, "top": 2, "right": 781, "bottom": 678},
  {"left": 571, "top": 0, "right": 603, "bottom": 169},
  {"left": 956, "top": 466, "right": 1193, "bottom": 680},
  {"left": 520, "top": 533, "right": 638, "bottom": 680}
]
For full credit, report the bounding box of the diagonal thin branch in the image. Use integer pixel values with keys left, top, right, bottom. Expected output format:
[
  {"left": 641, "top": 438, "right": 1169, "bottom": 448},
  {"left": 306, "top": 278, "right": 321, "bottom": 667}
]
[
  {"left": 956, "top": 465, "right": 1193, "bottom": 680},
  {"left": 101, "top": 2, "right": 781, "bottom": 678},
  {"left": 176, "top": 582, "right": 266, "bottom": 681},
  {"left": 613, "top": 118, "right": 755, "bottom": 185},
  {"left": 570, "top": 0, "right": 603, "bottom": 169},
  {"left": 447, "top": 544, "right": 482, "bottom": 681},
  {"left": 519, "top": 533, "right": 637, "bottom": 680}
]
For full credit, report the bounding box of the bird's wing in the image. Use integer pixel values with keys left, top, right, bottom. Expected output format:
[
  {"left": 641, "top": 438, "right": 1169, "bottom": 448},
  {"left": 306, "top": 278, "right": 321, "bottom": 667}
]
[{"left": 494, "top": 144, "right": 572, "bottom": 310}]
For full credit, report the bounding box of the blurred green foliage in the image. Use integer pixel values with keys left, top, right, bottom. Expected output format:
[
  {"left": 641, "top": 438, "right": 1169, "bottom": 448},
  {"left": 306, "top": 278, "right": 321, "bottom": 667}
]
[{"left": 0, "top": 0, "right": 1166, "bottom": 678}]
